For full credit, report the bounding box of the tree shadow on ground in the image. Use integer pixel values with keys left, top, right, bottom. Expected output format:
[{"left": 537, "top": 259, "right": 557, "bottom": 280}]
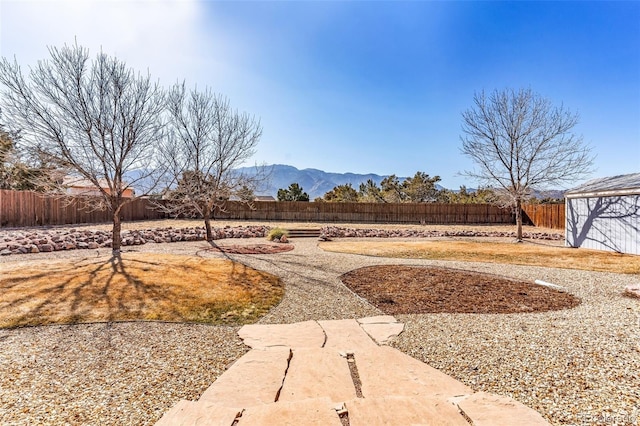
[{"left": 0, "top": 252, "right": 280, "bottom": 328}]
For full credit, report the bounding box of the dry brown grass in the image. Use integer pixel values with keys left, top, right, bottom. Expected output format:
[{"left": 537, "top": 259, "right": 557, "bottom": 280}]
[
  {"left": 0, "top": 253, "right": 283, "bottom": 328},
  {"left": 320, "top": 240, "right": 640, "bottom": 275}
]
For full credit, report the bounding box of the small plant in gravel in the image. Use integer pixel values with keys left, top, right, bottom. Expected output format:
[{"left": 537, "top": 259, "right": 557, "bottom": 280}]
[{"left": 267, "top": 227, "right": 288, "bottom": 241}]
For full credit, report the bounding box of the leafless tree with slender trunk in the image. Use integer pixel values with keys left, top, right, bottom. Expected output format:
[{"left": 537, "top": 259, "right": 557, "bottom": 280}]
[
  {"left": 160, "top": 83, "right": 263, "bottom": 241},
  {"left": 0, "top": 43, "right": 167, "bottom": 254},
  {"left": 460, "top": 88, "right": 594, "bottom": 241}
]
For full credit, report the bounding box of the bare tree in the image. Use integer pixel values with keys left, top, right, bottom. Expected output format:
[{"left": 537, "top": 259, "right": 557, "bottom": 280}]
[
  {"left": 460, "top": 88, "right": 594, "bottom": 241},
  {"left": 0, "top": 43, "right": 167, "bottom": 253},
  {"left": 161, "top": 83, "right": 262, "bottom": 241}
]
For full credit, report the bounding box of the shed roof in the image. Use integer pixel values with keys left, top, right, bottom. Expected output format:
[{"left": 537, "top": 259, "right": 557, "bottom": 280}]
[{"left": 565, "top": 173, "right": 640, "bottom": 198}]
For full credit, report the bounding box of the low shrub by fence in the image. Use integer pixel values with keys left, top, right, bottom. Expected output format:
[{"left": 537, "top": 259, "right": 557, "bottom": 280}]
[{"left": 0, "top": 189, "right": 565, "bottom": 229}]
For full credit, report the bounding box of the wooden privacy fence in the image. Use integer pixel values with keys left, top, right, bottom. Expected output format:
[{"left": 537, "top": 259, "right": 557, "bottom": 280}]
[
  {"left": 0, "top": 190, "right": 167, "bottom": 227},
  {"left": 522, "top": 204, "right": 565, "bottom": 229},
  {"left": 214, "top": 201, "right": 515, "bottom": 224},
  {"left": 1, "top": 189, "right": 565, "bottom": 229}
]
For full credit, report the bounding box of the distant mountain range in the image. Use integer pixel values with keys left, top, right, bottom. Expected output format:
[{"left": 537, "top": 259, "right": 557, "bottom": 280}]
[
  {"left": 235, "top": 164, "right": 567, "bottom": 201},
  {"left": 236, "top": 164, "right": 433, "bottom": 199},
  {"left": 128, "top": 163, "right": 565, "bottom": 201}
]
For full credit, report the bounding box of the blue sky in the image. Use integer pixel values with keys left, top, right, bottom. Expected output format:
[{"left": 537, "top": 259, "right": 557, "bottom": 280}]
[{"left": 1, "top": 0, "right": 638, "bottom": 189}]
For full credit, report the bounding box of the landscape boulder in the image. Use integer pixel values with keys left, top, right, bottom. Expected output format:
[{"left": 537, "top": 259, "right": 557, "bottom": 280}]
[{"left": 623, "top": 285, "right": 640, "bottom": 299}]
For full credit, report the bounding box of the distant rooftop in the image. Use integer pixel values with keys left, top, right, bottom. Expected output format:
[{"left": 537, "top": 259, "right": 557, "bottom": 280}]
[
  {"left": 254, "top": 195, "right": 276, "bottom": 202},
  {"left": 565, "top": 173, "right": 640, "bottom": 198}
]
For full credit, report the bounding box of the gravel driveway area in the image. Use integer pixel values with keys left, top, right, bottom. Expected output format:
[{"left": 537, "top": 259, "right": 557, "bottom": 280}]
[{"left": 1, "top": 233, "right": 639, "bottom": 425}]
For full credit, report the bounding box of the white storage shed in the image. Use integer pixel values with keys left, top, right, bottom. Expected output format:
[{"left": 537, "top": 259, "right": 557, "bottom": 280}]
[{"left": 565, "top": 173, "right": 640, "bottom": 255}]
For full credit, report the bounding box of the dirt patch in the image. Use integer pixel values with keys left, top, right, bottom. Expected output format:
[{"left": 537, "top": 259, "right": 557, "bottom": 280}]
[
  {"left": 206, "top": 244, "right": 294, "bottom": 254},
  {"left": 341, "top": 265, "right": 581, "bottom": 314}
]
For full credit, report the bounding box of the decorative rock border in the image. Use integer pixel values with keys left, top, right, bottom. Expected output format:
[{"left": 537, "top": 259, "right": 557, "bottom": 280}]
[
  {"left": 205, "top": 244, "right": 294, "bottom": 255},
  {"left": 0, "top": 224, "right": 564, "bottom": 257},
  {"left": 0, "top": 226, "right": 269, "bottom": 256},
  {"left": 320, "top": 226, "right": 563, "bottom": 241}
]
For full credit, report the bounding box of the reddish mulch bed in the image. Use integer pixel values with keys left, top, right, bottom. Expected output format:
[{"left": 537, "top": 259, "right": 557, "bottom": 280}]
[
  {"left": 206, "top": 243, "right": 294, "bottom": 254},
  {"left": 341, "top": 265, "right": 581, "bottom": 314}
]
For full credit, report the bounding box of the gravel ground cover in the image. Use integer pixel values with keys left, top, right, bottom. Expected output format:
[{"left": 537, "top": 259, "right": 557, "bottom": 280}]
[
  {"left": 1, "top": 222, "right": 638, "bottom": 425},
  {"left": 0, "top": 322, "right": 246, "bottom": 425}
]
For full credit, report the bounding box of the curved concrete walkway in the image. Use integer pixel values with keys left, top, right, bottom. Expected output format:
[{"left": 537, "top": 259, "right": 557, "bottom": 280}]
[{"left": 156, "top": 315, "right": 549, "bottom": 425}]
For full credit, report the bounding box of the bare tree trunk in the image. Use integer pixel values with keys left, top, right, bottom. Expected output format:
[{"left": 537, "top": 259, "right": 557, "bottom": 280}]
[
  {"left": 112, "top": 208, "right": 122, "bottom": 255},
  {"left": 203, "top": 205, "right": 213, "bottom": 241},
  {"left": 515, "top": 198, "right": 523, "bottom": 242}
]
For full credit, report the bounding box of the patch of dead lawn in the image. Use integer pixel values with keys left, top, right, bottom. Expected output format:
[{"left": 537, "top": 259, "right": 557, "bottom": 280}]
[
  {"left": 0, "top": 253, "right": 283, "bottom": 328},
  {"left": 320, "top": 240, "right": 640, "bottom": 274}
]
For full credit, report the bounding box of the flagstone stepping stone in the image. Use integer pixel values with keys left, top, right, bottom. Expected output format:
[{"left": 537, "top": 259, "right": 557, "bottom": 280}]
[
  {"left": 238, "top": 320, "right": 325, "bottom": 349},
  {"left": 319, "top": 319, "right": 378, "bottom": 351},
  {"left": 346, "top": 395, "right": 469, "bottom": 426},
  {"left": 355, "top": 346, "right": 472, "bottom": 399},
  {"left": 199, "top": 348, "right": 290, "bottom": 408},
  {"left": 236, "top": 397, "right": 342, "bottom": 425},
  {"left": 278, "top": 348, "right": 357, "bottom": 403},
  {"left": 357, "top": 316, "right": 404, "bottom": 345},
  {"left": 155, "top": 400, "right": 240, "bottom": 426},
  {"left": 451, "top": 392, "right": 550, "bottom": 425}
]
